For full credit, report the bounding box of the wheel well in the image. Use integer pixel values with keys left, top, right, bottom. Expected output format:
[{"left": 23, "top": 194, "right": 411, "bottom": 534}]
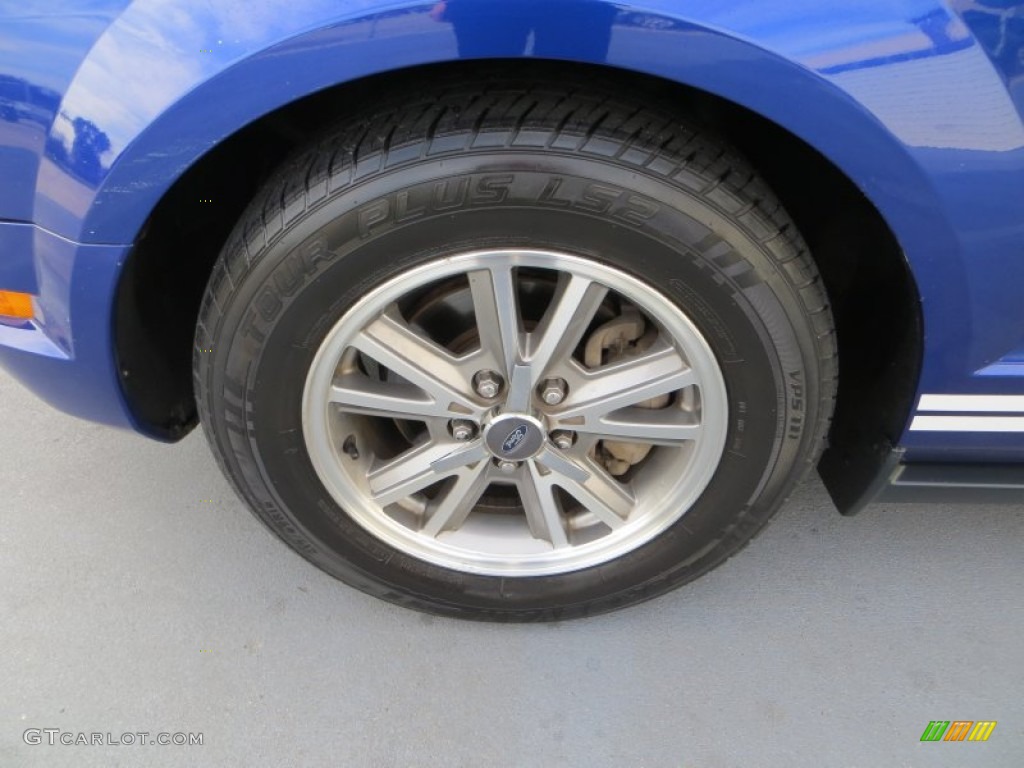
[{"left": 114, "top": 59, "right": 921, "bottom": 510}]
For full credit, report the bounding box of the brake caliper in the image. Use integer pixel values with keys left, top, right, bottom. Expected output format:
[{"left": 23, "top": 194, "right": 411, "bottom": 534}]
[{"left": 583, "top": 305, "right": 669, "bottom": 476}]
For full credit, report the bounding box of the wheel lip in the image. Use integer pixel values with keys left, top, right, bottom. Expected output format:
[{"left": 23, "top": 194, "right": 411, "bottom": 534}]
[{"left": 301, "top": 248, "right": 728, "bottom": 577}]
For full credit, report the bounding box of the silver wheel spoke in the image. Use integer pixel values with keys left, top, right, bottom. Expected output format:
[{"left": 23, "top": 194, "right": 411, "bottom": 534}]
[
  {"left": 504, "top": 363, "right": 534, "bottom": 413},
  {"left": 353, "top": 310, "right": 481, "bottom": 417},
  {"left": 468, "top": 266, "right": 521, "bottom": 375},
  {"left": 519, "top": 463, "right": 570, "bottom": 549},
  {"left": 555, "top": 343, "right": 694, "bottom": 428},
  {"left": 534, "top": 444, "right": 589, "bottom": 483},
  {"left": 369, "top": 441, "right": 484, "bottom": 507},
  {"left": 575, "top": 407, "right": 702, "bottom": 446},
  {"left": 526, "top": 274, "right": 608, "bottom": 381},
  {"left": 422, "top": 462, "right": 491, "bottom": 537},
  {"left": 429, "top": 441, "right": 489, "bottom": 474},
  {"left": 329, "top": 376, "right": 447, "bottom": 420},
  {"left": 552, "top": 457, "right": 635, "bottom": 530}
]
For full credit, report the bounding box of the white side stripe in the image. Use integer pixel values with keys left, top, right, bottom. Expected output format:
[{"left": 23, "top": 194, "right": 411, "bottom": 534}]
[
  {"left": 918, "top": 394, "right": 1024, "bottom": 413},
  {"left": 910, "top": 415, "right": 1024, "bottom": 432}
]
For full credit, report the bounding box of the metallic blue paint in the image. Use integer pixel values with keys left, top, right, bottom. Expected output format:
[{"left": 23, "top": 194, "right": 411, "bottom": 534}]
[
  {"left": 0, "top": 223, "right": 131, "bottom": 428},
  {"left": 0, "top": 0, "right": 1022, "bottom": 460}
]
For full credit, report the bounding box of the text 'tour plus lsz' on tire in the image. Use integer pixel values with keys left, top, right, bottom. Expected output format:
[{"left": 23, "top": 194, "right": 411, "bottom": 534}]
[{"left": 194, "top": 82, "right": 837, "bottom": 621}]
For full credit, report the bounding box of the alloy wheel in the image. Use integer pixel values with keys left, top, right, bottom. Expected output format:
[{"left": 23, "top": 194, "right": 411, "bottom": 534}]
[{"left": 302, "top": 249, "right": 728, "bottom": 576}]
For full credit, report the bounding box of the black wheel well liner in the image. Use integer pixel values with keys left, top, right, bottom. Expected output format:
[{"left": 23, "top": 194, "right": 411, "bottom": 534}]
[{"left": 113, "top": 59, "right": 921, "bottom": 512}]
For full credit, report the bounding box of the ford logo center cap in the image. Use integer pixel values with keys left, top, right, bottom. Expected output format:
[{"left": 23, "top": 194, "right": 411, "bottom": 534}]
[
  {"left": 484, "top": 414, "right": 545, "bottom": 460},
  {"left": 502, "top": 425, "right": 529, "bottom": 453}
]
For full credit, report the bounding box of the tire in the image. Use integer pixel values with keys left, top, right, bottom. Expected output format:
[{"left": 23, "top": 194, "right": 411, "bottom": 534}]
[{"left": 194, "top": 78, "right": 837, "bottom": 621}]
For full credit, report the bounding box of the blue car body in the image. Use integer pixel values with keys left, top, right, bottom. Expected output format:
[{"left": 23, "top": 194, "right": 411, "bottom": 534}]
[{"left": 1, "top": 0, "right": 1023, "bottom": 506}]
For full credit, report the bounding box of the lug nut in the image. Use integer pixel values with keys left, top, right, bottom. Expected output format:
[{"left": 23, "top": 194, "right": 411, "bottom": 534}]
[
  {"left": 540, "top": 378, "right": 567, "bottom": 406},
  {"left": 495, "top": 459, "right": 519, "bottom": 475},
  {"left": 450, "top": 419, "right": 476, "bottom": 441},
  {"left": 551, "top": 430, "right": 575, "bottom": 450},
  {"left": 473, "top": 370, "right": 503, "bottom": 399}
]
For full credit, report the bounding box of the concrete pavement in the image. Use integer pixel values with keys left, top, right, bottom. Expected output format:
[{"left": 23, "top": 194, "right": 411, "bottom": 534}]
[{"left": 1, "top": 372, "right": 1021, "bottom": 767}]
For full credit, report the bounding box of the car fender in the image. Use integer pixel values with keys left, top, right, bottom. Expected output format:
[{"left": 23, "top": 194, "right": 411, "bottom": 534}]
[{"left": 28, "top": 0, "right": 1024, "bottom": 453}]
